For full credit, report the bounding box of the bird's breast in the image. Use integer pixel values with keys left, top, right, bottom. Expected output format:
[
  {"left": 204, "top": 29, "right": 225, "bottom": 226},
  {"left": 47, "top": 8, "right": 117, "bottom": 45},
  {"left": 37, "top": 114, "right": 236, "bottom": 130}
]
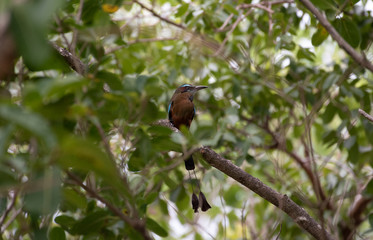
[{"left": 170, "top": 96, "right": 195, "bottom": 129}]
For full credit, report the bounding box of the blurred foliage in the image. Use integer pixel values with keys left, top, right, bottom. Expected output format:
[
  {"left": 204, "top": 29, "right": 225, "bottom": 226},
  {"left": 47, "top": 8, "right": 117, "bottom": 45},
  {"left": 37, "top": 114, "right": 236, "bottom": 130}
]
[{"left": 0, "top": 0, "right": 373, "bottom": 239}]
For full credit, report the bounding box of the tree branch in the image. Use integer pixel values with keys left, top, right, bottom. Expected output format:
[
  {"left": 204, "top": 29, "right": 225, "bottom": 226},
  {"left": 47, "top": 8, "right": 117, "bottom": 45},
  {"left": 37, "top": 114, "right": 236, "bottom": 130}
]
[
  {"left": 0, "top": 190, "right": 18, "bottom": 232},
  {"left": 156, "top": 119, "right": 334, "bottom": 240},
  {"left": 51, "top": 42, "right": 86, "bottom": 75},
  {"left": 298, "top": 0, "right": 373, "bottom": 73},
  {"left": 66, "top": 171, "right": 153, "bottom": 240},
  {"left": 133, "top": 0, "right": 186, "bottom": 30},
  {"left": 240, "top": 114, "right": 331, "bottom": 208},
  {"left": 359, "top": 108, "right": 373, "bottom": 123}
]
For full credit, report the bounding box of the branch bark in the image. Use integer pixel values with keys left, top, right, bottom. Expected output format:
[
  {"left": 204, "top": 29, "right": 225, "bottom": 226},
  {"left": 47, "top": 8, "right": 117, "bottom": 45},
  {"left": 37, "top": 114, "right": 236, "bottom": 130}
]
[
  {"left": 359, "top": 108, "right": 373, "bottom": 123},
  {"left": 51, "top": 42, "right": 86, "bottom": 75},
  {"left": 156, "top": 119, "right": 334, "bottom": 240},
  {"left": 66, "top": 171, "right": 153, "bottom": 240},
  {"left": 298, "top": 0, "right": 373, "bottom": 73}
]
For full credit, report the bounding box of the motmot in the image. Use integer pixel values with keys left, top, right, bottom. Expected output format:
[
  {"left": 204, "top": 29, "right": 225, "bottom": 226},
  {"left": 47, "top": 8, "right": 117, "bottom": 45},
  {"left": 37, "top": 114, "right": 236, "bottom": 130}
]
[
  {"left": 168, "top": 84, "right": 208, "bottom": 170},
  {"left": 168, "top": 84, "right": 211, "bottom": 212}
]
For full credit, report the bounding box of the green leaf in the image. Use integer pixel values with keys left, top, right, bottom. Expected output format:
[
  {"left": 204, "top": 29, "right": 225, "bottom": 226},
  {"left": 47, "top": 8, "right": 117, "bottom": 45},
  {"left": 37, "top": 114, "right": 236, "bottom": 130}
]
[
  {"left": 0, "top": 168, "right": 17, "bottom": 187},
  {"left": 175, "top": 3, "right": 189, "bottom": 17},
  {"left": 54, "top": 215, "right": 77, "bottom": 231},
  {"left": 223, "top": 185, "right": 242, "bottom": 208},
  {"left": 344, "top": 136, "right": 356, "bottom": 149},
  {"left": 0, "top": 124, "right": 14, "bottom": 158},
  {"left": 297, "top": 48, "right": 315, "bottom": 61},
  {"left": 223, "top": 4, "right": 238, "bottom": 15},
  {"left": 44, "top": 76, "right": 89, "bottom": 100},
  {"left": 369, "top": 213, "right": 373, "bottom": 228},
  {"left": 347, "top": 141, "right": 359, "bottom": 163},
  {"left": 332, "top": 17, "right": 361, "bottom": 48},
  {"left": 48, "top": 227, "right": 66, "bottom": 240},
  {"left": 24, "top": 168, "right": 62, "bottom": 215},
  {"left": 70, "top": 210, "right": 111, "bottom": 235},
  {"left": 310, "top": 0, "right": 335, "bottom": 10},
  {"left": 10, "top": 0, "right": 67, "bottom": 71},
  {"left": 146, "top": 217, "right": 168, "bottom": 237},
  {"left": 322, "top": 103, "right": 337, "bottom": 124},
  {"left": 311, "top": 24, "right": 329, "bottom": 46},
  {"left": 0, "top": 105, "right": 57, "bottom": 149},
  {"left": 0, "top": 197, "right": 7, "bottom": 216},
  {"left": 96, "top": 71, "right": 123, "bottom": 91},
  {"left": 366, "top": 179, "right": 373, "bottom": 197},
  {"left": 57, "top": 136, "right": 130, "bottom": 198},
  {"left": 62, "top": 188, "right": 87, "bottom": 210}
]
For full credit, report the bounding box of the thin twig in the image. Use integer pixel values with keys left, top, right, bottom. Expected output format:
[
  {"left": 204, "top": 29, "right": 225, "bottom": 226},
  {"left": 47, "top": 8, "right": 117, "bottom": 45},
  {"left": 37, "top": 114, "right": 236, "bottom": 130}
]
[
  {"left": 264, "top": 0, "right": 294, "bottom": 5},
  {"left": 0, "top": 190, "right": 18, "bottom": 231},
  {"left": 299, "top": 0, "right": 373, "bottom": 73},
  {"left": 133, "top": 0, "right": 186, "bottom": 30},
  {"left": 216, "top": 0, "right": 294, "bottom": 32},
  {"left": 268, "top": 2, "right": 273, "bottom": 36},
  {"left": 91, "top": 118, "right": 115, "bottom": 161},
  {"left": 120, "top": 9, "right": 142, "bottom": 31},
  {"left": 215, "top": 9, "right": 253, "bottom": 56},
  {"left": 51, "top": 42, "right": 86, "bottom": 75},
  {"left": 128, "top": 37, "right": 178, "bottom": 45},
  {"left": 1, "top": 208, "right": 22, "bottom": 232},
  {"left": 54, "top": 16, "right": 71, "bottom": 50},
  {"left": 160, "top": 194, "right": 217, "bottom": 239},
  {"left": 240, "top": 3, "right": 274, "bottom": 13},
  {"left": 275, "top": 223, "right": 282, "bottom": 240},
  {"left": 359, "top": 108, "right": 373, "bottom": 123},
  {"left": 66, "top": 171, "right": 153, "bottom": 240},
  {"left": 71, "top": 0, "right": 84, "bottom": 53},
  {"left": 105, "top": 37, "right": 178, "bottom": 54}
]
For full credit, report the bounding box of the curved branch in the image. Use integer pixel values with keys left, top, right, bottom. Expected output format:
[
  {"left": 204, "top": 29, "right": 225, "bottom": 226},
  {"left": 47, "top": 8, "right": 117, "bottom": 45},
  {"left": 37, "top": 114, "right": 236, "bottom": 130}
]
[
  {"left": 240, "top": 114, "right": 330, "bottom": 208},
  {"left": 0, "top": 190, "right": 18, "bottom": 232},
  {"left": 298, "top": 0, "right": 373, "bottom": 73},
  {"left": 359, "top": 108, "right": 373, "bottom": 123},
  {"left": 66, "top": 171, "right": 153, "bottom": 240},
  {"left": 156, "top": 119, "right": 334, "bottom": 240},
  {"left": 132, "top": 0, "right": 186, "bottom": 30},
  {"left": 51, "top": 42, "right": 86, "bottom": 75}
]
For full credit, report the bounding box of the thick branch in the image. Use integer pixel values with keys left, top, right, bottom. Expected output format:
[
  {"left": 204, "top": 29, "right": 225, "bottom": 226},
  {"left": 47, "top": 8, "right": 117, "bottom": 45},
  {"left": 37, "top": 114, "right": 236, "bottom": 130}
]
[
  {"left": 156, "top": 119, "right": 334, "bottom": 240},
  {"left": 51, "top": 42, "right": 86, "bottom": 75},
  {"left": 298, "top": 0, "right": 373, "bottom": 73}
]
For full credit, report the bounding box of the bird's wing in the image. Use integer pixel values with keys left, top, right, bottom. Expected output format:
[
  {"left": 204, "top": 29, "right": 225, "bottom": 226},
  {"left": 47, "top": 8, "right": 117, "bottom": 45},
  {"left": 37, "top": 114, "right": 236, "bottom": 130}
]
[{"left": 168, "top": 101, "right": 173, "bottom": 122}]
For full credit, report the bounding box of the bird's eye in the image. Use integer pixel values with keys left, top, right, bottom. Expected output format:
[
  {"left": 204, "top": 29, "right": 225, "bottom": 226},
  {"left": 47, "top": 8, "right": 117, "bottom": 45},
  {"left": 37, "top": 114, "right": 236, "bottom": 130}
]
[{"left": 182, "top": 87, "right": 189, "bottom": 92}]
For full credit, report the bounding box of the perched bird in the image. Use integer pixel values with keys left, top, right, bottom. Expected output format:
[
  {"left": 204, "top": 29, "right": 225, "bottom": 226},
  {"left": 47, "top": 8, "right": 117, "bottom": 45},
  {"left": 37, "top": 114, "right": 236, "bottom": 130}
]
[
  {"left": 168, "top": 83, "right": 211, "bottom": 213},
  {"left": 168, "top": 84, "right": 207, "bottom": 170}
]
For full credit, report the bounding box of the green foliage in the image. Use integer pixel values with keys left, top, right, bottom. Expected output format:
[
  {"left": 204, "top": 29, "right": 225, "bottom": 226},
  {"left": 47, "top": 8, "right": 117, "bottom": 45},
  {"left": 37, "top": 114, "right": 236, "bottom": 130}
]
[{"left": 1, "top": 0, "right": 373, "bottom": 239}]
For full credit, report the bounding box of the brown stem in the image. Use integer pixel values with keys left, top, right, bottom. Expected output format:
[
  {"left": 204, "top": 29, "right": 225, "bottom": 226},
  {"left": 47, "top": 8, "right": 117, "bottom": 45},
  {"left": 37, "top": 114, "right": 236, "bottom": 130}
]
[
  {"left": 51, "top": 42, "right": 86, "bottom": 75},
  {"left": 359, "top": 109, "right": 373, "bottom": 123},
  {"left": 0, "top": 190, "right": 19, "bottom": 232},
  {"left": 200, "top": 146, "right": 333, "bottom": 240},
  {"left": 66, "top": 171, "right": 153, "bottom": 240},
  {"left": 298, "top": 0, "right": 373, "bottom": 73},
  {"left": 133, "top": 0, "right": 186, "bottom": 30},
  {"left": 240, "top": 114, "right": 331, "bottom": 209},
  {"left": 156, "top": 119, "right": 334, "bottom": 240}
]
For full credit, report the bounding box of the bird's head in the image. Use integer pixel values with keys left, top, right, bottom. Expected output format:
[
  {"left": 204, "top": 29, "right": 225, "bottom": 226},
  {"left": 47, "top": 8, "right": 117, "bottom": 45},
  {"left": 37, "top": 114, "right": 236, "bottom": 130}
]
[{"left": 174, "top": 84, "right": 208, "bottom": 95}]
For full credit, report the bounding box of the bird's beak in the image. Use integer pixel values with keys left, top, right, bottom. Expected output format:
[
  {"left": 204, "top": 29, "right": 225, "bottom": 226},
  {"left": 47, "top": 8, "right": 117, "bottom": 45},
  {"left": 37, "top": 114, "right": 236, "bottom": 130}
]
[{"left": 195, "top": 85, "right": 208, "bottom": 91}]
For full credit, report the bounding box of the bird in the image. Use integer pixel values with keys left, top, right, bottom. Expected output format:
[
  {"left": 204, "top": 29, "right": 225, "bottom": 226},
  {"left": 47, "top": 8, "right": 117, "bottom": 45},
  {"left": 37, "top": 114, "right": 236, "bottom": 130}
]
[{"left": 168, "top": 84, "right": 207, "bottom": 170}]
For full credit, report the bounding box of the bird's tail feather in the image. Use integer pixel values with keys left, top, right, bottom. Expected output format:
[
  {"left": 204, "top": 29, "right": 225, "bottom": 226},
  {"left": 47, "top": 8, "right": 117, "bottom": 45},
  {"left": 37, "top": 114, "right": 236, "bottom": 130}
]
[{"left": 185, "top": 155, "right": 195, "bottom": 170}]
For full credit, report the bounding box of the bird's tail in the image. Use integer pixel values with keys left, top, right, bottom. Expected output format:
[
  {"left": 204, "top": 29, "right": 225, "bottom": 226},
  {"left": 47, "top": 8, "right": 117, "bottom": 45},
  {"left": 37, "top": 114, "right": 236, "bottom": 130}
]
[{"left": 184, "top": 155, "right": 195, "bottom": 170}]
